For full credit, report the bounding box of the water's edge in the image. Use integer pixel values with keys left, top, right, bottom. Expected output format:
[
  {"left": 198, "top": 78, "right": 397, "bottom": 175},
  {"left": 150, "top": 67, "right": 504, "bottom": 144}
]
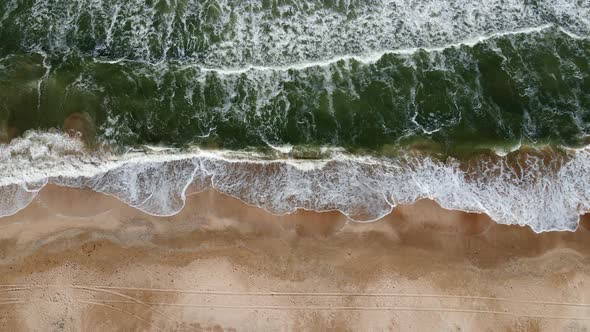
[{"left": 2, "top": 131, "right": 589, "bottom": 233}]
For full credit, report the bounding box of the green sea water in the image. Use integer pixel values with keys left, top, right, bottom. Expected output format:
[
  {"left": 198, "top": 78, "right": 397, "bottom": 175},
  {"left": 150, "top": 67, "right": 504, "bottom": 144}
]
[{"left": 0, "top": 0, "right": 589, "bottom": 155}]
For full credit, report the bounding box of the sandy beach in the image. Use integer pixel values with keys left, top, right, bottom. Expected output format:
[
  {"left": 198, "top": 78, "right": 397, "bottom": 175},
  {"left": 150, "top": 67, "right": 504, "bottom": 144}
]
[
  {"left": 1, "top": 185, "right": 589, "bottom": 331},
  {"left": 2, "top": 1, "right": 589, "bottom": 331}
]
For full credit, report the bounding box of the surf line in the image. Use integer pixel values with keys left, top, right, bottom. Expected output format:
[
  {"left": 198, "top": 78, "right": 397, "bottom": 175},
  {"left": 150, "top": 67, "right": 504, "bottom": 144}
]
[{"left": 91, "top": 24, "right": 557, "bottom": 74}]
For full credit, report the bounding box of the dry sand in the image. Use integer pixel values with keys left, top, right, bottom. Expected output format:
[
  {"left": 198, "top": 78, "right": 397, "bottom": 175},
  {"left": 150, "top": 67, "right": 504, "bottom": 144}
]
[{"left": 1, "top": 185, "right": 590, "bottom": 331}]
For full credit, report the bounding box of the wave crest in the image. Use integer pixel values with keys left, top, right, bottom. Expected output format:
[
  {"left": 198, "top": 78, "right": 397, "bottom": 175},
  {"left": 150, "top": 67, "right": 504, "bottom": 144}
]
[{"left": 2, "top": 0, "right": 588, "bottom": 66}]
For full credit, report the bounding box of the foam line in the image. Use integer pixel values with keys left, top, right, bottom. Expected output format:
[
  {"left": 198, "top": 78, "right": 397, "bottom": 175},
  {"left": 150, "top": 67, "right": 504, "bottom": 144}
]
[
  {"left": 7, "top": 0, "right": 588, "bottom": 67},
  {"left": 1, "top": 132, "right": 589, "bottom": 233},
  {"left": 94, "top": 24, "right": 557, "bottom": 74}
]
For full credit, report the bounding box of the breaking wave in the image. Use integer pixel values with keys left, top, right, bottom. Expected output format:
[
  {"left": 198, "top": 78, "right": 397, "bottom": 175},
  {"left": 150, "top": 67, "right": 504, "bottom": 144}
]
[
  {"left": 2, "top": 26, "right": 589, "bottom": 150},
  {"left": 2, "top": 131, "right": 589, "bottom": 233},
  {"left": 1, "top": 0, "right": 588, "bottom": 66}
]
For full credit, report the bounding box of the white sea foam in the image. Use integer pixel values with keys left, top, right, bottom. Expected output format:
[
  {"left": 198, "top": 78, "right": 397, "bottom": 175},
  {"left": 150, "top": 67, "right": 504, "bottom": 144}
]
[
  {"left": 8, "top": 0, "right": 587, "bottom": 67},
  {"left": 1, "top": 131, "right": 589, "bottom": 233},
  {"left": 89, "top": 23, "right": 589, "bottom": 76},
  {"left": 169, "top": 24, "right": 558, "bottom": 74}
]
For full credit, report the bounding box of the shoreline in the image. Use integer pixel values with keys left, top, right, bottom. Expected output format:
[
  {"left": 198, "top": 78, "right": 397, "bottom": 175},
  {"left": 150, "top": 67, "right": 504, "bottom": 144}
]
[
  {"left": 2, "top": 2, "right": 590, "bottom": 330},
  {"left": 2, "top": 132, "right": 590, "bottom": 232},
  {"left": 1, "top": 185, "right": 590, "bottom": 330}
]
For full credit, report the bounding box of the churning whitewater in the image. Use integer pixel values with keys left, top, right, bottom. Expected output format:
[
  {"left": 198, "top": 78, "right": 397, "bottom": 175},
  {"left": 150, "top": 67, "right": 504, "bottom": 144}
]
[
  {"left": 1, "top": 0, "right": 590, "bottom": 232},
  {"left": 2, "top": 0, "right": 589, "bottom": 66},
  {"left": 1, "top": 131, "right": 590, "bottom": 233}
]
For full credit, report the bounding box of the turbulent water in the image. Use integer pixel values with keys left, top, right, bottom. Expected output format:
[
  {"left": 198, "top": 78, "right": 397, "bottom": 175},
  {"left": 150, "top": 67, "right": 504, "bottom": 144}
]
[{"left": 0, "top": 0, "right": 589, "bottom": 231}]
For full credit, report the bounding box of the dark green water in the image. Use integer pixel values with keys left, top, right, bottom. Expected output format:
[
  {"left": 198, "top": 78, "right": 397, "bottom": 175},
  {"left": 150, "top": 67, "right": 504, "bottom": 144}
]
[{"left": 0, "top": 0, "right": 589, "bottom": 155}]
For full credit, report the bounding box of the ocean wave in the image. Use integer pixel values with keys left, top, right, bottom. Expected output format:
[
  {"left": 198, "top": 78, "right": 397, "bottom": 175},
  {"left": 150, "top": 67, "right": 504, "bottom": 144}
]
[
  {"left": 1, "top": 0, "right": 588, "bottom": 66},
  {"left": 99, "top": 24, "right": 560, "bottom": 73},
  {"left": 1, "top": 131, "right": 589, "bottom": 233},
  {"left": 2, "top": 26, "right": 588, "bottom": 150}
]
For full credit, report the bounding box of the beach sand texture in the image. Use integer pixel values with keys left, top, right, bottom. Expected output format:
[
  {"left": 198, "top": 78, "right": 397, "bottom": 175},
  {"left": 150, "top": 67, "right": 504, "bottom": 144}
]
[{"left": 1, "top": 185, "right": 589, "bottom": 331}]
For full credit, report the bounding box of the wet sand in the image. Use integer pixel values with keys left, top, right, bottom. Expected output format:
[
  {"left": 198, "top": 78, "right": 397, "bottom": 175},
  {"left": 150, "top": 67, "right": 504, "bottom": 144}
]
[{"left": 1, "top": 185, "right": 590, "bottom": 331}]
